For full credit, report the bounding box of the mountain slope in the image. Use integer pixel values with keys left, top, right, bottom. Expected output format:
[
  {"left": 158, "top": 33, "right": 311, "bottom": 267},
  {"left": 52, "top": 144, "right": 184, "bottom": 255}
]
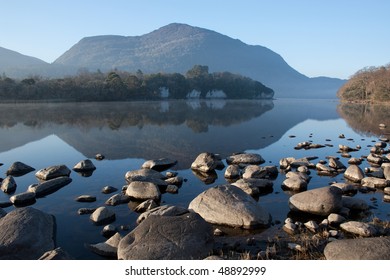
[
  {"left": 0, "top": 46, "right": 49, "bottom": 76},
  {"left": 54, "top": 23, "right": 345, "bottom": 98}
]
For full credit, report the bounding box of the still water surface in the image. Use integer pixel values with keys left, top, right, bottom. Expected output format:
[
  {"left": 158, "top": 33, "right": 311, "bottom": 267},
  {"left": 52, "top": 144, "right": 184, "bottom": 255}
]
[{"left": 0, "top": 99, "right": 389, "bottom": 259}]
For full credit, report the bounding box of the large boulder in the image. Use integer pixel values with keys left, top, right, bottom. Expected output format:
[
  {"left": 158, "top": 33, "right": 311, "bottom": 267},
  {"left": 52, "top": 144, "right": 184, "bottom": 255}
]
[
  {"left": 189, "top": 184, "right": 271, "bottom": 229},
  {"left": 136, "top": 205, "right": 189, "bottom": 224},
  {"left": 35, "top": 165, "right": 71, "bottom": 180},
  {"left": 288, "top": 186, "right": 343, "bottom": 216},
  {"left": 0, "top": 207, "right": 55, "bottom": 259},
  {"left": 324, "top": 237, "right": 390, "bottom": 260},
  {"left": 117, "top": 212, "right": 213, "bottom": 260}
]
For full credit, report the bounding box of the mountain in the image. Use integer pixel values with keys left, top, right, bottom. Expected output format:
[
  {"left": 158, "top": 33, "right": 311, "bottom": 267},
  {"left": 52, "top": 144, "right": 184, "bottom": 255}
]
[
  {"left": 54, "top": 23, "right": 345, "bottom": 98},
  {"left": 0, "top": 46, "right": 50, "bottom": 77}
]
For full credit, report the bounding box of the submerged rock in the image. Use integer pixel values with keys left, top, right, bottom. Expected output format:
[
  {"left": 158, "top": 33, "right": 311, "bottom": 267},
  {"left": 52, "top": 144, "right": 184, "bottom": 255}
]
[
  {"left": 189, "top": 184, "right": 271, "bottom": 229},
  {"left": 117, "top": 212, "right": 213, "bottom": 260}
]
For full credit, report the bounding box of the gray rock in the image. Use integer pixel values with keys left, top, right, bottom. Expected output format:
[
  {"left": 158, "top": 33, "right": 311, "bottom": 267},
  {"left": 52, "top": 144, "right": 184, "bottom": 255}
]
[
  {"left": 342, "top": 196, "right": 369, "bottom": 211},
  {"left": 27, "top": 176, "right": 72, "bottom": 197},
  {"left": 39, "top": 247, "right": 74, "bottom": 260},
  {"left": 10, "top": 191, "right": 36, "bottom": 205},
  {"left": 288, "top": 186, "right": 343, "bottom": 216},
  {"left": 141, "top": 158, "right": 177, "bottom": 171},
  {"left": 137, "top": 205, "right": 189, "bottom": 224},
  {"left": 125, "top": 181, "right": 161, "bottom": 201},
  {"left": 6, "top": 161, "right": 35, "bottom": 176},
  {"left": 316, "top": 163, "right": 334, "bottom": 173},
  {"left": 73, "top": 159, "right": 96, "bottom": 172},
  {"left": 75, "top": 195, "right": 96, "bottom": 202},
  {"left": 367, "top": 153, "right": 384, "bottom": 165},
  {"left": 330, "top": 182, "right": 358, "bottom": 194},
  {"left": 232, "top": 178, "right": 273, "bottom": 195},
  {"left": 101, "top": 224, "right": 117, "bottom": 238},
  {"left": 279, "top": 157, "right": 295, "bottom": 169},
  {"left": 101, "top": 185, "right": 118, "bottom": 194},
  {"left": 383, "top": 166, "right": 390, "bottom": 180},
  {"left": 224, "top": 164, "right": 241, "bottom": 179},
  {"left": 328, "top": 213, "right": 346, "bottom": 226},
  {"left": 124, "top": 169, "right": 167, "bottom": 187},
  {"left": 35, "top": 165, "right": 71, "bottom": 180},
  {"left": 117, "top": 212, "right": 213, "bottom": 260},
  {"left": 286, "top": 171, "right": 310, "bottom": 182},
  {"left": 77, "top": 208, "right": 97, "bottom": 215},
  {"left": 191, "top": 152, "right": 219, "bottom": 173},
  {"left": 304, "top": 220, "right": 319, "bottom": 233},
  {"left": 226, "top": 153, "right": 265, "bottom": 165},
  {"left": 1, "top": 176, "right": 17, "bottom": 194},
  {"left": 344, "top": 165, "right": 364, "bottom": 183},
  {"left": 165, "top": 185, "right": 179, "bottom": 194},
  {"left": 340, "top": 221, "right": 378, "bottom": 237},
  {"left": 329, "top": 158, "right": 346, "bottom": 170},
  {"left": 348, "top": 157, "right": 363, "bottom": 165},
  {"left": 189, "top": 184, "right": 271, "bottom": 229},
  {"left": 282, "top": 177, "right": 307, "bottom": 191},
  {"left": 165, "top": 176, "right": 184, "bottom": 186},
  {"left": 105, "top": 193, "right": 130, "bottom": 206},
  {"left": 283, "top": 222, "right": 297, "bottom": 235},
  {"left": 384, "top": 187, "right": 390, "bottom": 195},
  {"left": 87, "top": 232, "right": 122, "bottom": 258},
  {"left": 90, "top": 206, "right": 116, "bottom": 225},
  {"left": 204, "top": 255, "right": 225, "bottom": 260},
  {"left": 242, "top": 165, "right": 267, "bottom": 179},
  {"left": 324, "top": 237, "right": 390, "bottom": 260},
  {"left": 0, "top": 207, "right": 55, "bottom": 259},
  {"left": 361, "top": 177, "right": 389, "bottom": 188},
  {"left": 133, "top": 199, "right": 158, "bottom": 213}
]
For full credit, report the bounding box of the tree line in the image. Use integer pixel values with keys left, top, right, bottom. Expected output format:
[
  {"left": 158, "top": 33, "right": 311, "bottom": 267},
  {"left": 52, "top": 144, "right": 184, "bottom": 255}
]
[
  {"left": 0, "top": 65, "right": 274, "bottom": 102},
  {"left": 337, "top": 64, "right": 390, "bottom": 102}
]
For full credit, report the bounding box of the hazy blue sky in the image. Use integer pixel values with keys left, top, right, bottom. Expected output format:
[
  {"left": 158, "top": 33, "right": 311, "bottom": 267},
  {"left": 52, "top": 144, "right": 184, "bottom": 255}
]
[{"left": 1, "top": 0, "right": 389, "bottom": 79}]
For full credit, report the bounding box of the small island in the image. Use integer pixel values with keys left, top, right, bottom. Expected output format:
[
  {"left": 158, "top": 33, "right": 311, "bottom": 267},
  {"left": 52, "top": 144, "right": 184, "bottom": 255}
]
[
  {"left": 0, "top": 65, "right": 274, "bottom": 102},
  {"left": 337, "top": 64, "right": 390, "bottom": 102}
]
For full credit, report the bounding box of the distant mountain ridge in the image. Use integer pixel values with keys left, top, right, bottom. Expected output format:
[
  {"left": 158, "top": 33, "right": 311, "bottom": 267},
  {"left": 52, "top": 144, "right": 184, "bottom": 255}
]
[{"left": 1, "top": 23, "right": 346, "bottom": 98}]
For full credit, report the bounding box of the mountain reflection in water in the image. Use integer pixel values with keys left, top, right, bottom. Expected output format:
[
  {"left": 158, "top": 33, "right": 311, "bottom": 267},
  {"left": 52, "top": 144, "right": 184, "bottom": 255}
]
[{"left": 0, "top": 99, "right": 339, "bottom": 168}]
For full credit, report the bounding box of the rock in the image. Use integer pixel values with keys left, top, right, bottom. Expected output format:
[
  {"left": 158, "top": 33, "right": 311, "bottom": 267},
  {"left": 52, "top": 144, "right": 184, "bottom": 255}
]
[
  {"left": 324, "top": 237, "right": 390, "bottom": 260},
  {"left": 101, "top": 185, "right": 118, "bottom": 194},
  {"left": 141, "top": 158, "right": 177, "bottom": 171},
  {"left": 348, "top": 157, "right": 363, "bottom": 165},
  {"left": 383, "top": 166, "right": 390, "bottom": 180},
  {"left": 367, "top": 153, "right": 384, "bottom": 165},
  {"left": 101, "top": 224, "right": 117, "bottom": 238},
  {"left": 124, "top": 169, "right": 167, "bottom": 187},
  {"left": 283, "top": 222, "right": 297, "bottom": 235},
  {"left": 165, "top": 171, "right": 178, "bottom": 178},
  {"left": 340, "top": 221, "right": 378, "bottom": 237},
  {"left": 6, "top": 161, "right": 35, "bottom": 176},
  {"left": 328, "top": 158, "right": 346, "bottom": 170},
  {"left": 39, "top": 247, "right": 74, "bottom": 260},
  {"left": 232, "top": 178, "right": 273, "bottom": 196},
  {"left": 342, "top": 196, "right": 369, "bottom": 211},
  {"left": 136, "top": 205, "right": 189, "bottom": 224},
  {"left": 164, "top": 176, "right": 184, "bottom": 186},
  {"left": 361, "top": 177, "right": 389, "bottom": 188},
  {"left": 189, "top": 184, "right": 271, "bottom": 229},
  {"left": 165, "top": 185, "right": 179, "bottom": 194},
  {"left": 304, "top": 220, "right": 319, "bottom": 233},
  {"left": 344, "top": 165, "right": 364, "bottom": 183},
  {"left": 286, "top": 171, "right": 310, "bottom": 182},
  {"left": 95, "top": 153, "right": 105, "bottom": 160},
  {"left": 90, "top": 206, "right": 116, "bottom": 225},
  {"left": 35, "top": 165, "right": 71, "bottom": 180},
  {"left": 87, "top": 232, "right": 122, "bottom": 258},
  {"left": 0, "top": 207, "right": 55, "bottom": 259},
  {"left": 279, "top": 157, "right": 295, "bottom": 169},
  {"left": 331, "top": 182, "right": 358, "bottom": 194},
  {"left": 226, "top": 153, "right": 265, "bottom": 165},
  {"left": 204, "top": 255, "right": 225, "bottom": 260},
  {"left": 1, "top": 176, "right": 17, "bottom": 194},
  {"left": 125, "top": 181, "right": 161, "bottom": 201},
  {"left": 191, "top": 152, "right": 219, "bottom": 173},
  {"left": 27, "top": 176, "right": 72, "bottom": 197},
  {"left": 133, "top": 199, "right": 158, "bottom": 213},
  {"left": 224, "top": 164, "right": 241, "bottom": 179},
  {"left": 328, "top": 213, "right": 346, "bottom": 226},
  {"left": 73, "top": 159, "right": 96, "bottom": 172},
  {"left": 242, "top": 165, "right": 267, "bottom": 179},
  {"left": 75, "top": 195, "right": 96, "bottom": 202},
  {"left": 338, "top": 144, "right": 358, "bottom": 152},
  {"left": 290, "top": 157, "right": 316, "bottom": 169},
  {"left": 384, "top": 187, "right": 390, "bottom": 195},
  {"left": 10, "top": 191, "right": 36, "bottom": 206},
  {"left": 192, "top": 169, "right": 217, "bottom": 185},
  {"left": 117, "top": 212, "right": 213, "bottom": 260},
  {"left": 282, "top": 177, "right": 307, "bottom": 191},
  {"left": 288, "top": 186, "right": 343, "bottom": 216},
  {"left": 105, "top": 193, "right": 130, "bottom": 206},
  {"left": 77, "top": 208, "right": 97, "bottom": 215}
]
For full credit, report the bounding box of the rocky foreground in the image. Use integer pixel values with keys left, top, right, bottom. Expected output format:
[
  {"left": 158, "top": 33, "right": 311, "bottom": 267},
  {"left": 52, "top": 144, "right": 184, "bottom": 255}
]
[{"left": 0, "top": 130, "right": 390, "bottom": 260}]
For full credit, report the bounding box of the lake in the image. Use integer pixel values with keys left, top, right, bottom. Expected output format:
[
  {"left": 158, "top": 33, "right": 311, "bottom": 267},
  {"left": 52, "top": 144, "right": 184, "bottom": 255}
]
[{"left": 0, "top": 99, "right": 389, "bottom": 259}]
